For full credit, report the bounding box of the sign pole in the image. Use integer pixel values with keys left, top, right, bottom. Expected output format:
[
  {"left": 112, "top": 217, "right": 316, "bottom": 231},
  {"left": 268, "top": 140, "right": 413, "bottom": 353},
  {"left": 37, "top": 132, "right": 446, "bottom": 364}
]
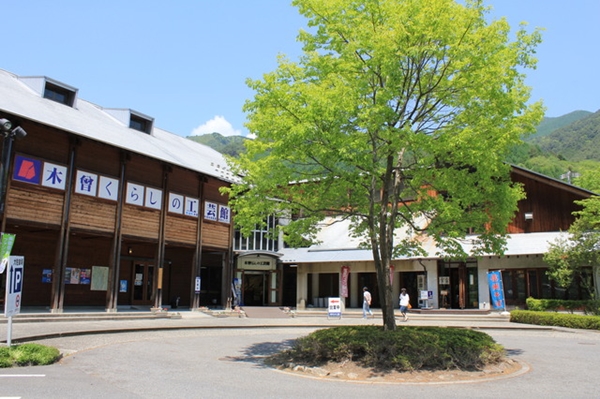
[
  {"left": 4, "top": 256, "right": 24, "bottom": 346},
  {"left": 6, "top": 316, "right": 12, "bottom": 347}
]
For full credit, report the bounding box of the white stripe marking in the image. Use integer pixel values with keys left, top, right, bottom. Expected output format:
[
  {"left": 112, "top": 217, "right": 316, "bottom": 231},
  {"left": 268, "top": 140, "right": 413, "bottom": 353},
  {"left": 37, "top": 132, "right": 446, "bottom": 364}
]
[{"left": 0, "top": 374, "right": 45, "bottom": 378}]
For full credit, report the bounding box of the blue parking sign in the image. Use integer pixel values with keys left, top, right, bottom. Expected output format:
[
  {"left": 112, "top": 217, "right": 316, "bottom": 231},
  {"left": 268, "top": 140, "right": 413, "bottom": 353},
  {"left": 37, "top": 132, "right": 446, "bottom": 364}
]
[{"left": 4, "top": 256, "right": 24, "bottom": 317}]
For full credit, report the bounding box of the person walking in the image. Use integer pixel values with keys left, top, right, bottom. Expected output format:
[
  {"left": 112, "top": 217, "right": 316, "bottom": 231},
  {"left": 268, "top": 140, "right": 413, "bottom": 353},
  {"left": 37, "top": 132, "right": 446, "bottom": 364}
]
[
  {"left": 399, "top": 288, "right": 410, "bottom": 321},
  {"left": 362, "top": 287, "right": 373, "bottom": 319}
]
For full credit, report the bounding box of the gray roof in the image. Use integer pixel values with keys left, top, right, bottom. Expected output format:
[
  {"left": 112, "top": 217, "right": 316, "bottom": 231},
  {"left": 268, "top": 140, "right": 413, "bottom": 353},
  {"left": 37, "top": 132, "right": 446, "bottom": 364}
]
[
  {"left": 279, "top": 216, "right": 566, "bottom": 263},
  {"left": 0, "top": 69, "right": 237, "bottom": 183}
]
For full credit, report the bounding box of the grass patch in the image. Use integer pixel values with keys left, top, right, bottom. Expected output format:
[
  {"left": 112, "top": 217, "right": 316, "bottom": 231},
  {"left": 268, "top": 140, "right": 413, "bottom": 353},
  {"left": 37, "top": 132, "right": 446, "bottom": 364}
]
[
  {"left": 0, "top": 343, "right": 61, "bottom": 368},
  {"left": 266, "top": 325, "right": 505, "bottom": 372}
]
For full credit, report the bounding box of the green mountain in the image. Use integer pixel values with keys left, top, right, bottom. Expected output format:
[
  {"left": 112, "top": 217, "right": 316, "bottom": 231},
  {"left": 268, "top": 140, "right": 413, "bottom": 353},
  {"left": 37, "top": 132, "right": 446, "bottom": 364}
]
[
  {"left": 530, "top": 109, "right": 600, "bottom": 162},
  {"left": 531, "top": 110, "right": 592, "bottom": 139},
  {"left": 187, "top": 132, "right": 248, "bottom": 157}
]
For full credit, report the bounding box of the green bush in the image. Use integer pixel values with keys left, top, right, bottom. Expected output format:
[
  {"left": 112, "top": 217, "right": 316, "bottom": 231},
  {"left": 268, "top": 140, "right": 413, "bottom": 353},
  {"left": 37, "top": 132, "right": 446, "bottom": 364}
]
[
  {"left": 267, "top": 325, "right": 504, "bottom": 372},
  {"left": 511, "top": 310, "right": 600, "bottom": 330},
  {"left": 525, "top": 297, "right": 600, "bottom": 315},
  {"left": 0, "top": 343, "right": 61, "bottom": 368}
]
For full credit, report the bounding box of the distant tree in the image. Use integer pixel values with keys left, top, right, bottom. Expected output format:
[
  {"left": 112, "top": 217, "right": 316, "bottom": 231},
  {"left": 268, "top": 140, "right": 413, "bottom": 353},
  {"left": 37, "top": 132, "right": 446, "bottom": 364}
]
[
  {"left": 573, "top": 162, "right": 600, "bottom": 193},
  {"left": 544, "top": 196, "right": 600, "bottom": 299},
  {"left": 226, "top": 0, "right": 543, "bottom": 330}
]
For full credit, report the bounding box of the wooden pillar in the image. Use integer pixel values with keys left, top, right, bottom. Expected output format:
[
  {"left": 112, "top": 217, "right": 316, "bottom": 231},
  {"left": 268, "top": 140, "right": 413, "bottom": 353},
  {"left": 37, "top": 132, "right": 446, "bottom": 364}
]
[
  {"left": 50, "top": 140, "right": 77, "bottom": 313},
  {"left": 106, "top": 151, "right": 127, "bottom": 312},
  {"left": 190, "top": 175, "right": 205, "bottom": 310}
]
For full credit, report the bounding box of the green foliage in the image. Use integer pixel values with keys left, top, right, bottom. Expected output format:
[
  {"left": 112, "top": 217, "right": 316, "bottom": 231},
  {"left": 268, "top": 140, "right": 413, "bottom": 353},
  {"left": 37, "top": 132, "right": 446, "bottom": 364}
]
[
  {"left": 226, "top": 0, "right": 543, "bottom": 330},
  {"left": 526, "top": 297, "right": 600, "bottom": 315},
  {"left": 267, "top": 325, "right": 504, "bottom": 372},
  {"left": 511, "top": 310, "right": 600, "bottom": 330},
  {"left": 188, "top": 133, "right": 248, "bottom": 157},
  {"left": 0, "top": 343, "right": 61, "bottom": 368},
  {"left": 544, "top": 196, "right": 600, "bottom": 299}
]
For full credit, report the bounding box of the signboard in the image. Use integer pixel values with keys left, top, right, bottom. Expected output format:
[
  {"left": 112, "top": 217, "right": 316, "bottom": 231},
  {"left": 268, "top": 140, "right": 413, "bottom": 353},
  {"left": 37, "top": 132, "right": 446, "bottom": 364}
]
[
  {"left": 4, "top": 256, "right": 24, "bottom": 317},
  {"left": 327, "top": 297, "right": 342, "bottom": 318},
  {"left": 488, "top": 270, "right": 506, "bottom": 310},
  {"left": 195, "top": 277, "right": 202, "bottom": 293}
]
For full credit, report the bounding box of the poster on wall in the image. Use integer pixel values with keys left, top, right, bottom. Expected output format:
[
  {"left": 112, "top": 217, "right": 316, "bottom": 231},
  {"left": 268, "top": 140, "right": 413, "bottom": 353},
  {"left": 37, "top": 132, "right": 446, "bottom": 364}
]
[
  {"left": 80, "top": 269, "right": 91, "bottom": 284},
  {"left": 69, "top": 268, "right": 81, "bottom": 284},
  {"left": 42, "top": 269, "right": 52, "bottom": 283},
  {"left": 91, "top": 266, "right": 109, "bottom": 291},
  {"left": 119, "top": 280, "right": 128, "bottom": 293}
]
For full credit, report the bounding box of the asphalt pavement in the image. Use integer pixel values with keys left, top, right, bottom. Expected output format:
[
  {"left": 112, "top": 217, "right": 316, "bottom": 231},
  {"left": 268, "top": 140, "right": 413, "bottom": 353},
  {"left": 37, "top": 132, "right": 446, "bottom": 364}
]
[
  {"left": 1, "top": 306, "right": 548, "bottom": 344},
  {"left": 1, "top": 307, "right": 600, "bottom": 398}
]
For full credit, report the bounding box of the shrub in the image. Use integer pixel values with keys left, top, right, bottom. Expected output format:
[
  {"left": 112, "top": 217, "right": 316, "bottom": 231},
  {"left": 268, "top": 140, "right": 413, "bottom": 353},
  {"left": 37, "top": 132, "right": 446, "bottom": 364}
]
[
  {"left": 267, "top": 325, "right": 504, "bottom": 372},
  {"left": 0, "top": 343, "right": 61, "bottom": 368},
  {"left": 511, "top": 310, "right": 600, "bottom": 330},
  {"left": 525, "top": 297, "right": 600, "bottom": 315}
]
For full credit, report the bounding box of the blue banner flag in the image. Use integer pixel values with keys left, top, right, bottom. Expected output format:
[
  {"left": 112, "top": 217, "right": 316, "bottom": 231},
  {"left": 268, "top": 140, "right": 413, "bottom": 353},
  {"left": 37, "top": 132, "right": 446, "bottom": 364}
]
[{"left": 487, "top": 271, "right": 506, "bottom": 310}]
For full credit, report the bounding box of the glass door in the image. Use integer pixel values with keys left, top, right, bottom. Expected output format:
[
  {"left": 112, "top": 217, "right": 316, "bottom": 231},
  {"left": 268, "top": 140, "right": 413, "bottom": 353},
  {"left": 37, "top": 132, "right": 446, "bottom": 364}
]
[{"left": 132, "top": 262, "right": 155, "bottom": 305}]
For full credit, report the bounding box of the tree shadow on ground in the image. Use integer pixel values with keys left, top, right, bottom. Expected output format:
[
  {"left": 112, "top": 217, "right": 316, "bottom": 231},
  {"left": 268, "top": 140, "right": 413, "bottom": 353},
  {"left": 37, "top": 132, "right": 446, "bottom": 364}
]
[{"left": 220, "top": 338, "right": 297, "bottom": 369}]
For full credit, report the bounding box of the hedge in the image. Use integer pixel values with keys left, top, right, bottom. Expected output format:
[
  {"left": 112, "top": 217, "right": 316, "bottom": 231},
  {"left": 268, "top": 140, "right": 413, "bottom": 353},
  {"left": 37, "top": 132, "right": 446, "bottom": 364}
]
[
  {"left": 511, "top": 309, "right": 600, "bottom": 330},
  {"left": 525, "top": 297, "right": 600, "bottom": 315}
]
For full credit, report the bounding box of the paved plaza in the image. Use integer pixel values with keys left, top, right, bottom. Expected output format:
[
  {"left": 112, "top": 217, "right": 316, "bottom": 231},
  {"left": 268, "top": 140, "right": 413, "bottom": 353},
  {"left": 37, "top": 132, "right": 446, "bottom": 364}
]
[{"left": 1, "top": 309, "right": 599, "bottom": 398}]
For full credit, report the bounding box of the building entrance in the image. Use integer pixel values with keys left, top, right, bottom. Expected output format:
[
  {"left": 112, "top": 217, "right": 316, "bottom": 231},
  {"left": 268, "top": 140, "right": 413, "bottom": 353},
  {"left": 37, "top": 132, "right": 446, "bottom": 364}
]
[
  {"left": 243, "top": 271, "right": 267, "bottom": 306},
  {"left": 438, "top": 260, "right": 479, "bottom": 309},
  {"left": 132, "top": 262, "right": 155, "bottom": 306}
]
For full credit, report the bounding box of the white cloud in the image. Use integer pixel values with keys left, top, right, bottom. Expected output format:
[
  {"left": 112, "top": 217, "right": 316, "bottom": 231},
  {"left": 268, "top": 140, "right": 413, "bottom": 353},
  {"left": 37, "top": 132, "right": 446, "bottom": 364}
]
[{"left": 191, "top": 115, "right": 242, "bottom": 137}]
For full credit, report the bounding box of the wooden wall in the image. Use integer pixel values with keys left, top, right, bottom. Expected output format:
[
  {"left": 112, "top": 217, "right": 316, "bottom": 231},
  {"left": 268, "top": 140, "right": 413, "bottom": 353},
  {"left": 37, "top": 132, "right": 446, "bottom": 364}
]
[
  {"left": 509, "top": 170, "right": 586, "bottom": 234},
  {"left": 4, "top": 120, "right": 232, "bottom": 248}
]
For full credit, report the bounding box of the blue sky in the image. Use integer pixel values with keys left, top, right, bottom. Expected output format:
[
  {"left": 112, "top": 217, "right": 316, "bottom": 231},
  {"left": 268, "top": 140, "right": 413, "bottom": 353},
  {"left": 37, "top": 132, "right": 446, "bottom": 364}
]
[{"left": 2, "top": 1, "right": 599, "bottom": 137}]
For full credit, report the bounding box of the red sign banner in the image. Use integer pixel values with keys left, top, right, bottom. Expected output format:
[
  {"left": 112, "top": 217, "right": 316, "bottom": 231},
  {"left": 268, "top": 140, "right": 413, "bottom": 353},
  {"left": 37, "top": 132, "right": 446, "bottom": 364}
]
[{"left": 341, "top": 266, "right": 350, "bottom": 297}]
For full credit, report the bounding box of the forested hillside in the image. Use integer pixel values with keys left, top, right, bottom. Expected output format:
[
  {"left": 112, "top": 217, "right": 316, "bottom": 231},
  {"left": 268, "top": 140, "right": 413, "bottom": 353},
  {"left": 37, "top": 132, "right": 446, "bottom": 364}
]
[
  {"left": 529, "top": 110, "right": 600, "bottom": 162},
  {"left": 187, "top": 132, "right": 247, "bottom": 157},
  {"left": 531, "top": 110, "right": 591, "bottom": 139},
  {"left": 191, "top": 109, "right": 600, "bottom": 193}
]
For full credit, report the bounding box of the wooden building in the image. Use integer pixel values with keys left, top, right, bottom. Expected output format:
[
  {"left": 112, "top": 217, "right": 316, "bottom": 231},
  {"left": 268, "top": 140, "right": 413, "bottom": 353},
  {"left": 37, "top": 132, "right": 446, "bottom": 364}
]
[
  {"left": 278, "top": 165, "right": 597, "bottom": 311},
  {"left": 0, "top": 69, "right": 236, "bottom": 312}
]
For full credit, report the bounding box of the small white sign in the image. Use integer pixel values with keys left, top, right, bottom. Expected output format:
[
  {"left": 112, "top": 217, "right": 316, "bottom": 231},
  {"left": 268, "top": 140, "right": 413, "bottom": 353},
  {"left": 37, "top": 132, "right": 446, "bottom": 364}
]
[
  {"left": 204, "top": 201, "right": 217, "bottom": 221},
  {"left": 185, "top": 197, "right": 199, "bottom": 217},
  {"left": 145, "top": 187, "right": 162, "bottom": 210},
  {"left": 126, "top": 182, "right": 145, "bottom": 206},
  {"left": 168, "top": 193, "right": 184, "bottom": 214},
  {"left": 41, "top": 162, "right": 67, "bottom": 190},
  {"left": 99, "top": 176, "right": 119, "bottom": 201},
  {"left": 75, "top": 170, "right": 98, "bottom": 196}
]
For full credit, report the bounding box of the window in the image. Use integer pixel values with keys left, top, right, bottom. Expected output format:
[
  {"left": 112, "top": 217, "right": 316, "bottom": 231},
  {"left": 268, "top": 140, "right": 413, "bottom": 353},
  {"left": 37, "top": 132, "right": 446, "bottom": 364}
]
[
  {"left": 233, "top": 216, "right": 279, "bottom": 252},
  {"left": 129, "top": 114, "right": 152, "bottom": 133},
  {"left": 44, "top": 82, "right": 76, "bottom": 107}
]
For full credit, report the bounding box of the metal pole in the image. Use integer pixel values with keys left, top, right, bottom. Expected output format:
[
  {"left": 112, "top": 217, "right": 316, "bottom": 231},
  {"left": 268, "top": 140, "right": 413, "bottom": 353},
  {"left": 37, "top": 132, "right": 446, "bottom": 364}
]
[{"left": 7, "top": 315, "right": 12, "bottom": 347}]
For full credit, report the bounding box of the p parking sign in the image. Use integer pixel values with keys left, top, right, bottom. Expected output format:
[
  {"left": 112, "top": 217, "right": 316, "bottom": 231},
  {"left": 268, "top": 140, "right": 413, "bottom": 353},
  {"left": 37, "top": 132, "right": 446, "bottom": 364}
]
[{"left": 4, "top": 256, "right": 24, "bottom": 317}]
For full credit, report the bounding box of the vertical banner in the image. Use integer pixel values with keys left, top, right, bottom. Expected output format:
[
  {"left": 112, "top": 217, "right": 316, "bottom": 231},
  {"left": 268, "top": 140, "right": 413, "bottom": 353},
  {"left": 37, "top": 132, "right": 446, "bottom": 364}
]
[
  {"left": 487, "top": 270, "right": 506, "bottom": 310},
  {"left": 0, "top": 233, "right": 16, "bottom": 274},
  {"left": 340, "top": 266, "right": 350, "bottom": 297},
  {"left": 231, "top": 278, "right": 241, "bottom": 306},
  {"left": 389, "top": 265, "right": 394, "bottom": 284}
]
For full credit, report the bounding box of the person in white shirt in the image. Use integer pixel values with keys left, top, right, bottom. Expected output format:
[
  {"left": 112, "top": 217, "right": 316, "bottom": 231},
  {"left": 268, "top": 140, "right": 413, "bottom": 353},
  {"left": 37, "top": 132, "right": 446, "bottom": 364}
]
[
  {"left": 362, "top": 287, "right": 373, "bottom": 319},
  {"left": 399, "top": 288, "right": 410, "bottom": 321}
]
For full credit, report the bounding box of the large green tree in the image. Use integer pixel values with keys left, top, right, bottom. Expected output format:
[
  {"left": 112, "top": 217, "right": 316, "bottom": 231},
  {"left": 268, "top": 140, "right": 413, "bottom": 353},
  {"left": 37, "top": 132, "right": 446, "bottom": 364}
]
[
  {"left": 226, "top": 0, "right": 543, "bottom": 330},
  {"left": 544, "top": 196, "right": 600, "bottom": 300}
]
